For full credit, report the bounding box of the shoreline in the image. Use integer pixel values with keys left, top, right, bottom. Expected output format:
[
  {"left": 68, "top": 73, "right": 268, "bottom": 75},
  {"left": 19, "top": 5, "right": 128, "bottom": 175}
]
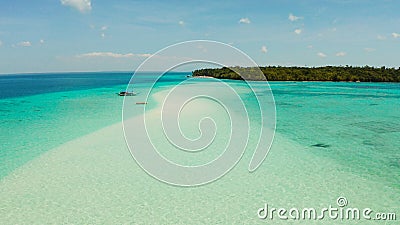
[
  {"left": 192, "top": 76, "right": 400, "bottom": 83},
  {"left": 192, "top": 66, "right": 400, "bottom": 82}
]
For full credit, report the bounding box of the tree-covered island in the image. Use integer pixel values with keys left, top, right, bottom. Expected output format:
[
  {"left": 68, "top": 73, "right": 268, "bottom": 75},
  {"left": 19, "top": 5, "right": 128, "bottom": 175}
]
[{"left": 192, "top": 66, "right": 400, "bottom": 82}]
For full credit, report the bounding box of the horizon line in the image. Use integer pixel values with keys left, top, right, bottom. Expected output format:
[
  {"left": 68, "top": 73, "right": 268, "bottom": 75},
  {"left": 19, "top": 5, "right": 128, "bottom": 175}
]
[{"left": 1, "top": 64, "right": 399, "bottom": 76}]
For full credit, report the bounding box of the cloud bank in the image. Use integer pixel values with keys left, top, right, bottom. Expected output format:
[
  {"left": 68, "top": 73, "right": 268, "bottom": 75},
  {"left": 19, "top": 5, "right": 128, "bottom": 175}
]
[
  {"left": 61, "top": 0, "right": 92, "bottom": 13},
  {"left": 76, "top": 52, "right": 151, "bottom": 58},
  {"left": 18, "top": 41, "right": 32, "bottom": 47}
]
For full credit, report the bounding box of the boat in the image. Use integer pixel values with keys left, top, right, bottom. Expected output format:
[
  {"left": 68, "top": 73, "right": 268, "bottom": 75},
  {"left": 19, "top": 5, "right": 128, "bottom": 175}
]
[{"left": 117, "top": 91, "right": 137, "bottom": 96}]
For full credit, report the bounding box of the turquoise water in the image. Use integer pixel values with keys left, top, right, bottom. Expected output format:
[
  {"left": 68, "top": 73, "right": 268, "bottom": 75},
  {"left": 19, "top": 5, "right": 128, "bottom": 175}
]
[
  {"left": 271, "top": 82, "right": 400, "bottom": 189},
  {"left": 0, "top": 72, "right": 188, "bottom": 179},
  {"left": 0, "top": 86, "right": 125, "bottom": 179},
  {"left": 0, "top": 73, "right": 399, "bottom": 223}
]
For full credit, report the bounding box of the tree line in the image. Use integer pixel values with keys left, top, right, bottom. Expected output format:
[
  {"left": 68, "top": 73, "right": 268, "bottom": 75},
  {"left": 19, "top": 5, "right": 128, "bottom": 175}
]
[{"left": 192, "top": 66, "right": 400, "bottom": 82}]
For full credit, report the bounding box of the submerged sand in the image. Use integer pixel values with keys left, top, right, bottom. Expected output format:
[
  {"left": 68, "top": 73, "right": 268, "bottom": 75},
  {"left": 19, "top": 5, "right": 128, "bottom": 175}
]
[
  {"left": 1, "top": 124, "right": 399, "bottom": 224},
  {"left": 0, "top": 86, "right": 399, "bottom": 224}
]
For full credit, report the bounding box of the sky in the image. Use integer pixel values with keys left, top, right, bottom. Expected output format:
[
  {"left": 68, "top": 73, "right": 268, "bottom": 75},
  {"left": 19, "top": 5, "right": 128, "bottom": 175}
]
[{"left": 0, "top": 0, "right": 399, "bottom": 74}]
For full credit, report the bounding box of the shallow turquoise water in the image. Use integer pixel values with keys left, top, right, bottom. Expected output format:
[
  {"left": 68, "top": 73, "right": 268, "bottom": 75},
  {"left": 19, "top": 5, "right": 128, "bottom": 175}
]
[
  {"left": 0, "top": 72, "right": 188, "bottom": 179},
  {"left": 0, "top": 85, "right": 125, "bottom": 179},
  {"left": 0, "top": 73, "right": 399, "bottom": 223},
  {"left": 270, "top": 82, "right": 400, "bottom": 189}
]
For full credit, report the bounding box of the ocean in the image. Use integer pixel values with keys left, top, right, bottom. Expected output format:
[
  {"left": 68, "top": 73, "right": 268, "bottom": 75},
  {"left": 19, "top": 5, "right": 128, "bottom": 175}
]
[{"left": 0, "top": 72, "right": 398, "bottom": 224}]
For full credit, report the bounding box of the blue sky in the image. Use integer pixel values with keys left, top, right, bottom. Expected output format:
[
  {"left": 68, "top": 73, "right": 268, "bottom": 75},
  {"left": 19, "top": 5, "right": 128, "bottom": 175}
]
[{"left": 0, "top": 0, "right": 399, "bottom": 74}]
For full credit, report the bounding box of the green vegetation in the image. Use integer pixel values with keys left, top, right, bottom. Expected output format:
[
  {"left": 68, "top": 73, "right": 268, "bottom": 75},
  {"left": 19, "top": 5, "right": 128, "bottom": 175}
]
[{"left": 192, "top": 66, "right": 400, "bottom": 82}]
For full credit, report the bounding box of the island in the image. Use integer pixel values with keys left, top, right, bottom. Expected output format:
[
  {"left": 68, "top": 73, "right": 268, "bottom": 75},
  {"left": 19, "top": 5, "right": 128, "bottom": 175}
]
[{"left": 192, "top": 66, "right": 400, "bottom": 82}]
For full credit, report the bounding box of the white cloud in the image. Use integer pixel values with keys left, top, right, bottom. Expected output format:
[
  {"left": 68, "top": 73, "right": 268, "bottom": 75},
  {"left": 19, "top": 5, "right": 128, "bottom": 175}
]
[
  {"left": 239, "top": 18, "right": 251, "bottom": 24},
  {"left": 336, "top": 52, "right": 346, "bottom": 57},
  {"left": 317, "top": 52, "right": 327, "bottom": 58},
  {"left": 0, "top": 40, "right": 2, "bottom": 47},
  {"left": 100, "top": 26, "right": 107, "bottom": 31},
  {"left": 294, "top": 29, "right": 302, "bottom": 34},
  {"left": 392, "top": 32, "right": 400, "bottom": 38},
  {"left": 196, "top": 44, "right": 208, "bottom": 53},
  {"left": 178, "top": 20, "right": 185, "bottom": 26},
  {"left": 288, "top": 13, "right": 302, "bottom": 22},
  {"left": 39, "top": 39, "right": 45, "bottom": 44},
  {"left": 138, "top": 53, "right": 152, "bottom": 57},
  {"left": 61, "top": 0, "right": 91, "bottom": 13},
  {"left": 307, "top": 45, "right": 313, "bottom": 49},
  {"left": 76, "top": 52, "right": 151, "bottom": 58},
  {"left": 377, "top": 35, "right": 386, "bottom": 40},
  {"left": 101, "top": 33, "right": 105, "bottom": 38},
  {"left": 364, "top": 48, "right": 376, "bottom": 52},
  {"left": 261, "top": 45, "right": 268, "bottom": 53},
  {"left": 18, "top": 41, "right": 32, "bottom": 47}
]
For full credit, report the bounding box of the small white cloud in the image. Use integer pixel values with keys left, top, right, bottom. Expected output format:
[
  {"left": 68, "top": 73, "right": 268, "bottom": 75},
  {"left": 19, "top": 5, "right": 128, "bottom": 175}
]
[
  {"left": 239, "top": 18, "right": 251, "bottom": 24},
  {"left": 377, "top": 35, "right": 386, "bottom": 40},
  {"left": 77, "top": 52, "right": 133, "bottom": 58},
  {"left": 178, "top": 20, "right": 185, "bottom": 26},
  {"left": 0, "top": 40, "right": 2, "bottom": 47},
  {"left": 261, "top": 45, "right": 268, "bottom": 53},
  {"left": 331, "top": 27, "right": 337, "bottom": 32},
  {"left": 76, "top": 52, "right": 151, "bottom": 58},
  {"left": 364, "top": 48, "right": 376, "bottom": 52},
  {"left": 18, "top": 41, "right": 32, "bottom": 47},
  {"left": 317, "top": 52, "right": 327, "bottom": 58},
  {"left": 137, "top": 53, "right": 152, "bottom": 57},
  {"left": 307, "top": 45, "right": 313, "bottom": 49},
  {"left": 61, "top": 0, "right": 91, "bottom": 13},
  {"left": 336, "top": 52, "right": 346, "bottom": 57},
  {"left": 100, "top": 26, "right": 107, "bottom": 31},
  {"left": 39, "top": 39, "right": 45, "bottom": 44},
  {"left": 101, "top": 33, "right": 105, "bottom": 38},
  {"left": 288, "top": 13, "right": 302, "bottom": 22},
  {"left": 196, "top": 44, "right": 208, "bottom": 53},
  {"left": 294, "top": 29, "right": 302, "bottom": 34},
  {"left": 392, "top": 32, "right": 400, "bottom": 38}
]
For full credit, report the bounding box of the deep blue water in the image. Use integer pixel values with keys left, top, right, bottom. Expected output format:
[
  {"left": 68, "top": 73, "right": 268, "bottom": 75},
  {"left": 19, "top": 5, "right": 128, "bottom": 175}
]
[
  {"left": 0, "top": 72, "right": 189, "bottom": 99},
  {"left": 0, "top": 71, "right": 190, "bottom": 179}
]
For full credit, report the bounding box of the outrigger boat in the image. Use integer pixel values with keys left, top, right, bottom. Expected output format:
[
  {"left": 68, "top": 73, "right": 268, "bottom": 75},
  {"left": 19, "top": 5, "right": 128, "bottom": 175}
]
[{"left": 117, "top": 91, "right": 137, "bottom": 96}]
